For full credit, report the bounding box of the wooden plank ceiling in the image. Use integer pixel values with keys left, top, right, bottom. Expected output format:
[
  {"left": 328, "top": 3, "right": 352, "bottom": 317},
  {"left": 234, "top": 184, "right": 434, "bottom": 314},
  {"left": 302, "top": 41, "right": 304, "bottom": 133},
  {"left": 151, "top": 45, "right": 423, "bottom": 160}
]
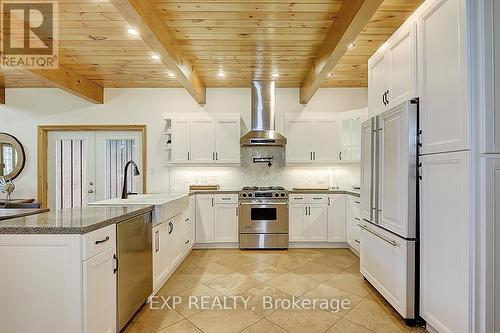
[{"left": 1, "top": 0, "right": 422, "bottom": 90}]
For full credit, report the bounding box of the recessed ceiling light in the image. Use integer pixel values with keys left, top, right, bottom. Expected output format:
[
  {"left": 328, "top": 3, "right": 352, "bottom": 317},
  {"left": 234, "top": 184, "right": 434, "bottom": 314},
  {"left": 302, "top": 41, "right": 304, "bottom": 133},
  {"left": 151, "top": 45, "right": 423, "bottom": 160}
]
[
  {"left": 217, "top": 71, "right": 225, "bottom": 78},
  {"left": 327, "top": 73, "right": 333, "bottom": 78},
  {"left": 347, "top": 43, "right": 355, "bottom": 49},
  {"left": 127, "top": 28, "right": 139, "bottom": 36},
  {"left": 167, "top": 72, "right": 175, "bottom": 78},
  {"left": 272, "top": 73, "right": 280, "bottom": 78},
  {"left": 151, "top": 54, "right": 160, "bottom": 60}
]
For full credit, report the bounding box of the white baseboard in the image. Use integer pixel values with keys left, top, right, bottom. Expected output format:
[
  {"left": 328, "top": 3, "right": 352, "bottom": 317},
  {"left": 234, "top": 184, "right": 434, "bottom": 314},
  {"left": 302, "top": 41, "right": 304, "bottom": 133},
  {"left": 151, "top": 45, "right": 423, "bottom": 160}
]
[
  {"left": 289, "top": 242, "right": 349, "bottom": 249},
  {"left": 194, "top": 242, "right": 239, "bottom": 249}
]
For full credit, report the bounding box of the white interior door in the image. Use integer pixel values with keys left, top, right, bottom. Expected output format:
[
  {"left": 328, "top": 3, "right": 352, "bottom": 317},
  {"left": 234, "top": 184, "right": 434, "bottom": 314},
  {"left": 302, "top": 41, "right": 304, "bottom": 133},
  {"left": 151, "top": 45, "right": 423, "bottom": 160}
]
[
  {"left": 47, "top": 131, "right": 96, "bottom": 210},
  {"left": 377, "top": 101, "right": 417, "bottom": 238},
  {"left": 95, "top": 131, "right": 143, "bottom": 201}
]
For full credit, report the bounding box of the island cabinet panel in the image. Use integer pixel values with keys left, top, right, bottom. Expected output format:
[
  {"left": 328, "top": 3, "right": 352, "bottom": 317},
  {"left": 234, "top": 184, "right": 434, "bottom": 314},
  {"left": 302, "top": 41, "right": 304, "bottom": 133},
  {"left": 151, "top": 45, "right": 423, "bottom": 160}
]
[
  {"left": 83, "top": 246, "right": 117, "bottom": 333},
  {"left": 0, "top": 234, "right": 83, "bottom": 333}
]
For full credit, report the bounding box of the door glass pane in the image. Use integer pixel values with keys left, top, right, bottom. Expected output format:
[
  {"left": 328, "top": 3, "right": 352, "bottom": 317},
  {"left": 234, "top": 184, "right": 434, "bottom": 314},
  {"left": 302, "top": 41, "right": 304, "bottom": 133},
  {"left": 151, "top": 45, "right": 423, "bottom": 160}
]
[
  {"left": 55, "top": 139, "right": 87, "bottom": 210},
  {"left": 105, "top": 139, "right": 136, "bottom": 199}
]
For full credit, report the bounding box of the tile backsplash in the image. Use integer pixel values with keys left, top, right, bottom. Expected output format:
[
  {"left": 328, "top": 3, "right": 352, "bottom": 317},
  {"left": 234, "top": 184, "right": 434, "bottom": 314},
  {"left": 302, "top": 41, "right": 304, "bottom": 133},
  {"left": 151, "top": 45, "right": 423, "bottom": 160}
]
[{"left": 168, "top": 147, "right": 360, "bottom": 193}]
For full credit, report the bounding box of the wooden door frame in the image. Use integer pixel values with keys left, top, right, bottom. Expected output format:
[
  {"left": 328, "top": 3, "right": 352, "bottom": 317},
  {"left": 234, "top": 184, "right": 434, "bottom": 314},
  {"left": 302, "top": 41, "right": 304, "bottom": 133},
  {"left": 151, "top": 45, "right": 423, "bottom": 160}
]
[{"left": 38, "top": 125, "right": 147, "bottom": 208}]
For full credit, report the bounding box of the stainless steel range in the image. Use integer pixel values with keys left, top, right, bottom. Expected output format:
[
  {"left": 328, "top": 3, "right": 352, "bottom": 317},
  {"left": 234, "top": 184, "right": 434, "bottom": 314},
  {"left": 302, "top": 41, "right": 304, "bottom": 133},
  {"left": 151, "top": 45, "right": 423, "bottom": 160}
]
[{"left": 238, "top": 186, "right": 289, "bottom": 249}]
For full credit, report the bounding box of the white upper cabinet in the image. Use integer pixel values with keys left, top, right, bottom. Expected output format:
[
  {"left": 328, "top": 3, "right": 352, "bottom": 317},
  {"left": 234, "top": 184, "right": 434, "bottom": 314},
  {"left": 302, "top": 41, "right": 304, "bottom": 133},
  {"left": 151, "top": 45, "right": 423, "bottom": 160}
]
[
  {"left": 166, "top": 114, "right": 240, "bottom": 165},
  {"left": 368, "top": 20, "right": 417, "bottom": 116},
  {"left": 341, "top": 118, "right": 362, "bottom": 162},
  {"left": 190, "top": 120, "right": 216, "bottom": 163},
  {"left": 368, "top": 51, "right": 388, "bottom": 116},
  {"left": 313, "top": 119, "right": 341, "bottom": 163},
  {"left": 285, "top": 119, "right": 313, "bottom": 163},
  {"left": 215, "top": 119, "right": 240, "bottom": 163},
  {"left": 285, "top": 117, "right": 343, "bottom": 164},
  {"left": 171, "top": 120, "right": 190, "bottom": 163},
  {"left": 418, "top": 0, "right": 469, "bottom": 154},
  {"left": 387, "top": 22, "right": 417, "bottom": 107}
]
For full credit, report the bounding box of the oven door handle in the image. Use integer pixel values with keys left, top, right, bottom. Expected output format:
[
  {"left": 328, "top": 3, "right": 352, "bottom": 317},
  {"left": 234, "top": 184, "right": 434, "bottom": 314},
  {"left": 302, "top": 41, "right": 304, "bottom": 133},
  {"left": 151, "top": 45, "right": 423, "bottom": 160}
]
[{"left": 239, "top": 202, "right": 288, "bottom": 205}]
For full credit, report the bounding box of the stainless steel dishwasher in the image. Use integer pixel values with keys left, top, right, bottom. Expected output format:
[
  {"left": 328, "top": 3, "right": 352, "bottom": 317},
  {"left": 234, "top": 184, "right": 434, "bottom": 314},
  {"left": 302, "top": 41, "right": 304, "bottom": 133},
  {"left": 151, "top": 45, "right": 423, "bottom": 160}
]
[{"left": 117, "top": 211, "right": 152, "bottom": 332}]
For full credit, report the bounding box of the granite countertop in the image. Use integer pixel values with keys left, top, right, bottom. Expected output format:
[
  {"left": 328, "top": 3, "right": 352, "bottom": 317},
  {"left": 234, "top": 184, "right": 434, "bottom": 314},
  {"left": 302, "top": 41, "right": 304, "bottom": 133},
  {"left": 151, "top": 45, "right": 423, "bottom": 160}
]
[
  {"left": 289, "top": 188, "right": 361, "bottom": 197},
  {"left": 0, "top": 205, "right": 154, "bottom": 235}
]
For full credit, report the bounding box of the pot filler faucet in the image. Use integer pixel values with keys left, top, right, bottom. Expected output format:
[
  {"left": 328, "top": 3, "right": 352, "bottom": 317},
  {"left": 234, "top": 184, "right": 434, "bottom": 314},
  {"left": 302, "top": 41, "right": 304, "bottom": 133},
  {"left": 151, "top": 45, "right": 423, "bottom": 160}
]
[{"left": 121, "top": 160, "right": 140, "bottom": 199}]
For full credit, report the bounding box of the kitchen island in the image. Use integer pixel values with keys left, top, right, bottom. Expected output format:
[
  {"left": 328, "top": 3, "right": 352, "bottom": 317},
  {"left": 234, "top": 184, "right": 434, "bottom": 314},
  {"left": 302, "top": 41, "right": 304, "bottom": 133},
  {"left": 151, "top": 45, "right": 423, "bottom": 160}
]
[{"left": 0, "top": 205, "right": 154, "bottom": 333}]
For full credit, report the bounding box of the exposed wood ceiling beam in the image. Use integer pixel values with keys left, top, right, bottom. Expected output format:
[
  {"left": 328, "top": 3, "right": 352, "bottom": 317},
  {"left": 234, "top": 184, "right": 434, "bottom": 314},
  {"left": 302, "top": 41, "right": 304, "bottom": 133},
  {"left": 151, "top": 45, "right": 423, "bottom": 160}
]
[
  {"left": 110, "top": 0, "right": 206, "bottom": 104},
  {"left": 0, "top": 61, "right": 103, "bottom": 104},
  {"left": 300, "top": 0, "right": 384, "bottom": 104},
  {"left": 27, "top": 65, "right": 104, "bottom": 104}
]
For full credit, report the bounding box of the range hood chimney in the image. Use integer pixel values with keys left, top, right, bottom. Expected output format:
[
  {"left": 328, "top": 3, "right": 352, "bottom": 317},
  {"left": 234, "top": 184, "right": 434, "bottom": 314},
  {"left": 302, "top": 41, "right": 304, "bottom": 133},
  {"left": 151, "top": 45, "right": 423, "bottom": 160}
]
[{"left": 240, "top": 81, "right": 287, "bottom": 146}]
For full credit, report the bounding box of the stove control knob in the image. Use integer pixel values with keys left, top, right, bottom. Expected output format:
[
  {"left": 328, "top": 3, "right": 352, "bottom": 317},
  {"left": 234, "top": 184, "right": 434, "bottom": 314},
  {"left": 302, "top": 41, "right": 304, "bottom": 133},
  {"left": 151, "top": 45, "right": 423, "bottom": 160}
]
[
  {"left": 248, "top": 193, "right": 253, "bottom": 197},
  {"left": 275, "top": 193, "right": 279, "bottom": 197},
  {"left": 242, "top": 193, "right": 247, "bottom": 197},
  {"left": 280, "top": 192, "right": 286, "bottom": 197}
]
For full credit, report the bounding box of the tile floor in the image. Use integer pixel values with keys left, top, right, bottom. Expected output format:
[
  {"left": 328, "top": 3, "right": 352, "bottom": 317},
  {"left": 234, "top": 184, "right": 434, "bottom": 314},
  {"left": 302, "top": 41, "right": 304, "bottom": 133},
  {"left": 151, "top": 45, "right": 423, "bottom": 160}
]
[{"left": 124, "top": 249, "right": 427, "bottom": 333}]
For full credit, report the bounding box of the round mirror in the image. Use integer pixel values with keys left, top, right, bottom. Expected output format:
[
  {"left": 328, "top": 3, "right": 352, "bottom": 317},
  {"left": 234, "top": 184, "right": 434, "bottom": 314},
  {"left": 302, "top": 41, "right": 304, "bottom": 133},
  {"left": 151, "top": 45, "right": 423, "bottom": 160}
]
[{"left": 0, "top": 133, "right": 25, "bottom": 180}]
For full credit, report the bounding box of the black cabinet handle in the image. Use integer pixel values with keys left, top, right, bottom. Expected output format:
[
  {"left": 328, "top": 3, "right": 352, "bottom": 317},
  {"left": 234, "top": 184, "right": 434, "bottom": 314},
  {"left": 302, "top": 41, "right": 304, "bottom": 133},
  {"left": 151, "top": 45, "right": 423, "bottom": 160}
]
[
  {"left": 168, "top": 222, "right": 173, "bottom": 235},
  {"left": 386, "top": 90, "right": 389, "bottom": 104},
  {"left": 113, "top": 254, "right": 118, "bottom": 274},
  {"left": 95, "top": 236, "right": 110, "bottom": 245},
  {"left": 216, "top": 152, "right": 218, "bottom": 160},
  {"left": 185, "top": 240, "right": 190, "bottom": 244}
]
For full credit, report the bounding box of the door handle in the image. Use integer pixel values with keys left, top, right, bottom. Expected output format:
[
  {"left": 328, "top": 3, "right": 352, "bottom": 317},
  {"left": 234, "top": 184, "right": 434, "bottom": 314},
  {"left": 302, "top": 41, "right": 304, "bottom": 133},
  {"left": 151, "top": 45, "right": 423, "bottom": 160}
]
[
  {"left": 310, "top": 152, "right": 313, "bottom": 160},
  {"left": 313, "top": 152, "right": 316, "bottom": 160},
  {"left": 113, "top": 254, "right": 118, "bottom": 274},
  {"left": 95, "top": 236, "right": 110, "bottom": 245},
  {"left": 359, "top": 224, "right": 397, "bottom": 247}
]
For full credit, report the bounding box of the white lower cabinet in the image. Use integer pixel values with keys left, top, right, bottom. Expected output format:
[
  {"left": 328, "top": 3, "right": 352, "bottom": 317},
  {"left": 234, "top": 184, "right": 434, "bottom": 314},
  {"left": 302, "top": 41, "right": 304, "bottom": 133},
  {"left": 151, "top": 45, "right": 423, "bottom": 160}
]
[
  {"left": 420, "top": 151, "right": 470, "bottom": 333},
  {"left": 153, "top": 222, "right": 169, "bottom": 291},
  {"left": 360, "top": 222, "right": 415, "bottom": 318},
  {"left": 289, "top": 204, "right": 308, "bottom": 241},
  {"left": 195, "top": 194, "right": 238, "bottom": 244},
  {"left": 195, "top": 194, "right": 215, "bottom": 243},
  {"left": 83, "top": 246, "right": 116, "bottom": 333},
  {"left": 327, "top": 194, "right": 346, "bottom": 242},
  {"left": 182, "top": 196, "right": 196, "bottom": 252},
  {"left": 346, "top": 195, "right": 361, "bottom": 252},
  {"left": 289, "top": 203, "right": 327, "bottom": 242},
  {"left": 215, "top": 203, "right": 238, "bottom": 242},
  {"left": 308, "top": 204, "right": 328, "bottom": 242}
]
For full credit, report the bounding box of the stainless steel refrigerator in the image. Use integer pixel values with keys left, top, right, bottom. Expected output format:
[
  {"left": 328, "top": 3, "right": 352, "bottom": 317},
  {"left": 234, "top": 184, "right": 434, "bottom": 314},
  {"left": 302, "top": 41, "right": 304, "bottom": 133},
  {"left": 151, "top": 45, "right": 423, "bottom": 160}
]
[{"left": 359, "top": 99, "right": 419, "bottom": 323}]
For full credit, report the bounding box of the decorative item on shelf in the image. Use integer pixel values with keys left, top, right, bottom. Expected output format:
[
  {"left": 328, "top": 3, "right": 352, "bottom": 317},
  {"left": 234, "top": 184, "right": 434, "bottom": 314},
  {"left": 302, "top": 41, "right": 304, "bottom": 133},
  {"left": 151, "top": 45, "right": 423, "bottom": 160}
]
[{"left": 0, "top": 176, "right": 16, "bottom": 202}]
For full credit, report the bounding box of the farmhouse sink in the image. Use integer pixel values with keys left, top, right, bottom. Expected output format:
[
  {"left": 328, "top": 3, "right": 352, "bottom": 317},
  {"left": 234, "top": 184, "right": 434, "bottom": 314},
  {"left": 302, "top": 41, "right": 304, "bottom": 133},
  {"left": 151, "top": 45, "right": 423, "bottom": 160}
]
[{"left": 89, "top": 194, "right": 188, "bottom": 225}]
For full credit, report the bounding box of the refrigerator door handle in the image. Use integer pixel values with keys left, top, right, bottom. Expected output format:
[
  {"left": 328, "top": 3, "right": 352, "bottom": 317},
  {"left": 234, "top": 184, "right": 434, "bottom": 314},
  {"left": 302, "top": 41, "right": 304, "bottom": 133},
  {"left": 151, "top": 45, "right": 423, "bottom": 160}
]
[{"left": 360, "top": 224, "right": 398, "bottom": 247}]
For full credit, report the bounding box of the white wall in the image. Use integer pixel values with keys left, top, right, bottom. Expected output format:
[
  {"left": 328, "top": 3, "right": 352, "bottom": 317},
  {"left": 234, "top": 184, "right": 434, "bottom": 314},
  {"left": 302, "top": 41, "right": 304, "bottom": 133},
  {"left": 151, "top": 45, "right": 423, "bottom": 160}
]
[{"left": 0, "top": 87, "right": 367, "bottom": 199}]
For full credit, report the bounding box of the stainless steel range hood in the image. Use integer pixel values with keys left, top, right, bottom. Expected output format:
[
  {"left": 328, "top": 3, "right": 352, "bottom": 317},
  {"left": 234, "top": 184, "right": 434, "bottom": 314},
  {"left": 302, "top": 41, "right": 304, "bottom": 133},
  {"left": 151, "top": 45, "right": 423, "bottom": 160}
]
[{"left": 240, "top": 81, "right": 287, "bottom": 146}]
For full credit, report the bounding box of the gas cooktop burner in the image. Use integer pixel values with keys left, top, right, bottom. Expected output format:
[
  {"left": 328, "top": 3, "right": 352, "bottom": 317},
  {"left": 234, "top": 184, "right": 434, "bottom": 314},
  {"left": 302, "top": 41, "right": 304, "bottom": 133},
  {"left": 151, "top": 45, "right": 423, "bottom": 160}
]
[{"left": 242, "top": 186, "right": 285, "bottom": 191}]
